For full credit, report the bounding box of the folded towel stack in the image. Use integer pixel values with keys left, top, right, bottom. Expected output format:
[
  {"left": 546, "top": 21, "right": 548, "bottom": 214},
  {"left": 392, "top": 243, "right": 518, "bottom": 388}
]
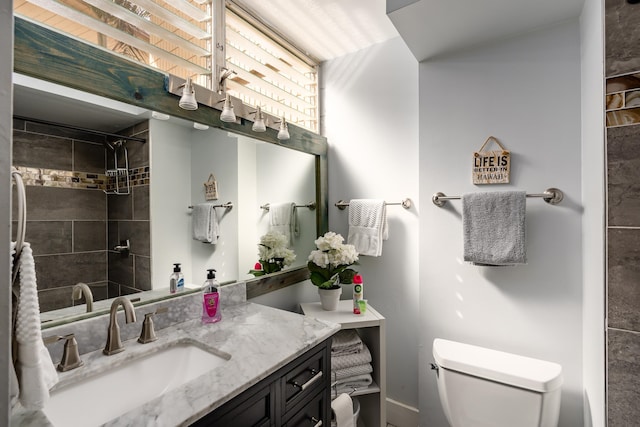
[{"left": 331, "top": 330, "right": 373, "bottom": 397}]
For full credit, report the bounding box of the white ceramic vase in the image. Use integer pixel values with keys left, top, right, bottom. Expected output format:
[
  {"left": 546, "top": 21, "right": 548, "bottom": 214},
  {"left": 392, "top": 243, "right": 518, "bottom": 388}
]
[{"left": 318, "top": 287, "right": 342, "bottom": 311}]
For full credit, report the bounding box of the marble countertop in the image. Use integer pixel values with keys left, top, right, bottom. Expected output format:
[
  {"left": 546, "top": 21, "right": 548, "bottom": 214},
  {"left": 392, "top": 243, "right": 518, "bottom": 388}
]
[{"left": 12, "top": 302, "right": 340, "bottom": 427}]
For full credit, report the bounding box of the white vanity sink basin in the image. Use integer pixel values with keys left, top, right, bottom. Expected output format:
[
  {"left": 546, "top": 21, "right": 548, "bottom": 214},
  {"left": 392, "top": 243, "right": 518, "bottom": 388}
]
[{"left": 43, "top": 340, "right": 230, "bottom": 427}]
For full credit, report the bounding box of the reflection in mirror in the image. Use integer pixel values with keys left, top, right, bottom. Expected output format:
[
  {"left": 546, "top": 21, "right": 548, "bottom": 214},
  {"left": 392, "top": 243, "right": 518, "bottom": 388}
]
[
  {"left": 11, "top": 76, "right": 318, "bottom": 327},
  {"left": 150, "top": 121, "right": 317, "bottom": 289}
]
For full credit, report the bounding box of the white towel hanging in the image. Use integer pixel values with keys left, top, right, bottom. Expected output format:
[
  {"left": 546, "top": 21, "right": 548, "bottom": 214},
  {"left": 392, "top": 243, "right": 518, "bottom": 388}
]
[{"left": 347, "top": 199, "right": 388, "bottom": 257}]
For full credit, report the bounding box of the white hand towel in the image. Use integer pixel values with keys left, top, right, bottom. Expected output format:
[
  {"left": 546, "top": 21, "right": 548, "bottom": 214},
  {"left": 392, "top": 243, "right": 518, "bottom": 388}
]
[
  {"left": 14, "top": 242, "right": 59, "bottom": 410},
  {"left": 192, "top": 203, "right": 219, "bottom": 244},
  {"left": 331, "top": 393, "right": 354, "bottom": 427},
  {"left": 9, "top": 242, "right": 19, "bottom": 408},
  {"left": 269, "top": 202, "right": 298, "bottom": 247},
  {"left": 462, "top": 191, "right": 527, "bottom": 266},
  {"left": 347, "top": 199, "right": 387, "bottom": 257}
]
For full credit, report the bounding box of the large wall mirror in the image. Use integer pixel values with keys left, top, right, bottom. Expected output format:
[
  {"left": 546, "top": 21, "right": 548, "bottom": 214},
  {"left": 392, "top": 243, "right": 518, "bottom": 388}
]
[{"left": 12, "top": 17, "right": 328, "bottom": 327}]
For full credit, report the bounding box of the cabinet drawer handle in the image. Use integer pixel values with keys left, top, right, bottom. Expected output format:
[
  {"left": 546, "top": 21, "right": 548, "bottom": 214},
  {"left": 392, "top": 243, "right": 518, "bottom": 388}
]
[
  {"left": 310, "top": 416, "right": 323, "bottom": 427},
  {"left": 292, "top": 369, "right": 323, "bottom": 391}
]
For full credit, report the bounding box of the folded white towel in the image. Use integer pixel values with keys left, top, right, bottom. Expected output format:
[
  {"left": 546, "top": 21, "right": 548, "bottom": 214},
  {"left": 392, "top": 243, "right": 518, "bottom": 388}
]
[
  {"left": 333, "top": 374, "right": 373, "bottom": 397},
  {"left": 331, "top": 329, "right": 363, "bottom": 356},
  {"left": 347, "top": 199, "right": 387, "bottom": 257},
  {"left": 331, "top": 393, "right": 354, "bottom": 427},
  {"left": 332, "top": 345, "right": 372, "bottom": 370},
  {"left": 462, "top": 191, "right": 527, "bottom": 266},
  {"left": 192, "top": 203, "right": 219, "bottom": 244},
  {"left": 269, "top": 202, "right": 298, "bottom": 246},
  {"left": 14, "top": 242, "right": 58, "bottom": 410},
  {"left": 332, "top": 363, "right": 373, "bottom": 381}
]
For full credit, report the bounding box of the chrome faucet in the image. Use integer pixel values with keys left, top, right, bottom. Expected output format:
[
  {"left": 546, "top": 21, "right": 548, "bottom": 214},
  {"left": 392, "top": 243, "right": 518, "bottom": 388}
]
[
  {"left": 71, "top": 282, "right": 94, "bottom": 312},
  {"left": 103, "top": 297, "right": 137, "bottom": 356}
]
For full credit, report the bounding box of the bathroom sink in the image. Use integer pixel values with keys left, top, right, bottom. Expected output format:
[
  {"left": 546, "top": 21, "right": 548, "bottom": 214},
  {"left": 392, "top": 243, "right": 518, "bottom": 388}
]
[{"left": 43, "top": 340, "right": 230, "bottom": 427}]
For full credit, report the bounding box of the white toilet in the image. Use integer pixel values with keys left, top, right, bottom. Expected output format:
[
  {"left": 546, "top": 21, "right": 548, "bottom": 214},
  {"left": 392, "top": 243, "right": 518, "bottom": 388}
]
[{"left": 432, "top": 338, "right": 563, "bottom": 427}]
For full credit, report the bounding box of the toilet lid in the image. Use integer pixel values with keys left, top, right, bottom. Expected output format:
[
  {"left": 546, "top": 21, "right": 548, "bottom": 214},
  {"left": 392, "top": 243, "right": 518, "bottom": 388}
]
[{"left": 433, "top": 339, "right": 563, "bottom": 392}]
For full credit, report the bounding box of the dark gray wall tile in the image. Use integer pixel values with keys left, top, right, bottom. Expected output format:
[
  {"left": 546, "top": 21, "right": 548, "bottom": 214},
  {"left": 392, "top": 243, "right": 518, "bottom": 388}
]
[
  {"left": 108, "top": 252, "right": 133, "bottom": 287},
  {"left": 608, "top": 329, "right": 640, "bottom": 426},
  {"left": 74, "top": 221, "right": 106, "bottom": 252},
  {"left": 13, "top": 118, "right": 25, "bottom": 131},
  {"left": 107, "top": 282, "right": 121, "bottom": 299},
  {"left": 12, "top": 220, "right": 71, "bottom": 255},
  {"left": 108, "top": 221, "right": 119, "bottom": 251},
  {"left": 107, "top": 193, "right": 132, "bottom": 220},
  {"left": 38, "top": 287, "right": 75, "bottom": 313},
  {"left": 134, "top": 255, "right": 151, "bottom": 291},
  {"left": 13, "top": 130, "right": 72, "bottom": 170},
  {"left": 74, "top": 141, "right": 105, "bottom": 174},
  {"left": 117, "top": 221, "right": 150, "bottom": 257},
  {"left": 608, "top": 125, "right": 640, "bottom": 226},
  {"left": 133, "top": 185, "right": 149, "bottom": 220},
  {"left": 35, "top": 252, "right": 107, "bottom": 290},
  {"left": 608, "top": 228, "right": 640, "bottom": 330},
  {"left": 23, "top": 186, "right": 106, "bottom": 221},
  {"left": 606, "top": 0, "right": 640, "bottom": 76},
  {"left": 89, "top": 282, "right": 109, "bottom": 302},
  {"left": 25, "top": 121, "right": 105, "bottom": 144}
]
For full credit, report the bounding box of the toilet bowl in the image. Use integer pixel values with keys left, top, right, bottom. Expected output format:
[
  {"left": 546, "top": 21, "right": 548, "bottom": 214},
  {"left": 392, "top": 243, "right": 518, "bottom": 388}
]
[{"left": 432, "top": 338, "right": 563, "bottom": 427}]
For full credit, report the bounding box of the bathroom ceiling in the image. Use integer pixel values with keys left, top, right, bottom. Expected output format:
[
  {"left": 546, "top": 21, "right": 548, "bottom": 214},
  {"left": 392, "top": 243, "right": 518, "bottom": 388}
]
[
  {"left": 239, "top": 0, "right": 586, "bottom": 62},
  {"left": 235, "top": 0, "right": 399, "bottom": 62}
]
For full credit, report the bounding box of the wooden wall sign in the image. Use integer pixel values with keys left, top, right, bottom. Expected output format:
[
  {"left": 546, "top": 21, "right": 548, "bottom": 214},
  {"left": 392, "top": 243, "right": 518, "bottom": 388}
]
[{"left": 472, "top": 136, "right": 511, "bottom": 184}]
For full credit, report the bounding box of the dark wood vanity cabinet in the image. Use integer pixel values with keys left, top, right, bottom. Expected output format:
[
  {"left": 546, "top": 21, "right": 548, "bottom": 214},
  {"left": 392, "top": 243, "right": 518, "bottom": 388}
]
[{"left": 191, "top": 338, "right": 331, "bottom": 427}]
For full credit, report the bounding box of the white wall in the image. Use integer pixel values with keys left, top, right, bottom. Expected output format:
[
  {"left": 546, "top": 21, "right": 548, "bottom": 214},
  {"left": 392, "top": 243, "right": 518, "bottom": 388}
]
[
  {"left": 190, "top": 128, "right": 239, "bottom": 284},
  {"left": 150, "top": 121, "right": 239, "bottom": 287},
  {"left": 580, "top": 0, "right": 606, "bottom": 425},
  {"left": 321, "top": 36, "right": 420, "bottom": 409},
  {"left": 418, "top": 20, "right": 584, "bottom": 427},
  {"left": 0, "top": 0, "right": 12, "bottom": 422}
]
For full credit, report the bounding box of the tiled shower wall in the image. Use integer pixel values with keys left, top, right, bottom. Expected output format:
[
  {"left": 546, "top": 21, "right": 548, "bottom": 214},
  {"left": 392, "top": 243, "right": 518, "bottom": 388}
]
[
  {"left": 11, "top": 118, "right": 150, "bottom": 312},
  {"left": 605, "top": 0, "right": 640, "bottom": 425}
]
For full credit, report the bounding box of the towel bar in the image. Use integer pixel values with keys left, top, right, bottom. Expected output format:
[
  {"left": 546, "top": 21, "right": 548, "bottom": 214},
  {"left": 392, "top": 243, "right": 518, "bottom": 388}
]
[
  {"left": 188, "top": 202, "right": 233, "bottom": 209},
  {"left": 260, "top": 202, "right": 316, "bottom": 211},
  {"left": 432, "top": 188, "right": 563, "bottom": 207},
  {"left": 335, "top": 198, "right": 412, "bottom": 210}
]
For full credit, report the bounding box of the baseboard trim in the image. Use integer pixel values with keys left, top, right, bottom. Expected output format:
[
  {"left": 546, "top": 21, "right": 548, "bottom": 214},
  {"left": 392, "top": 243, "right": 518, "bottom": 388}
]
[{"left": 386, "top": 398, "right": 419, "bottom": 427}]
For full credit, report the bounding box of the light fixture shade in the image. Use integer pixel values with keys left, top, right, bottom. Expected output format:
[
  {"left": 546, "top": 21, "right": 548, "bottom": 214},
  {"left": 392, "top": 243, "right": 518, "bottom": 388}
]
[
  {"left": 179, "top": 78, "right": 198, "bottom": 110},
  {"left": 252, "top": 106, "right": 266, "bottom": 132},
  {"left": 277, "top": 118, "right": 290, "bottom": 140},
  {"left": 151, "top": 111, "right": 170, "bottom": 121},
  {"left": 220, "top": 95, "right": 236, "bottom": 122}
]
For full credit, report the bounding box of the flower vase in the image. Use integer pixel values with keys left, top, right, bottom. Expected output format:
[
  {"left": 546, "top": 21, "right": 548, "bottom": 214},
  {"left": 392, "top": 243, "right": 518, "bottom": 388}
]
[{"left": 318, "top": 287, "right": 342, "bottom": 311}]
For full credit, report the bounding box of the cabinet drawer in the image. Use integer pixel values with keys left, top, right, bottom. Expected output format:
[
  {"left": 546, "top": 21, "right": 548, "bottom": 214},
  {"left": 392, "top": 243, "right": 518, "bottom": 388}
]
[
  {"left": 283, "top": 389, "right": 326, "bottom": 427},
  {"left": 190, "top": 383, "right": 274, "bottom": 427},
  {"left": 282, "top": 346, "right": 327, "bottom": 413}
]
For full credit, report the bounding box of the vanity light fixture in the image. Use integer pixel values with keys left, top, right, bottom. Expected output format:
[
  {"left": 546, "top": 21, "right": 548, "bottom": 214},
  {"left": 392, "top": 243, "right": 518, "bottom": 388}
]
[
  {"left": 193, "top": 122, "right": 209, "bottom": 130},
  {"left": 219, "top": 94, "right": 236, "bottom": 123},
  {"left": 251, "top": 106, "right": 267, "bottom": 132},
  {"left": 217, "top": 67, "right": 237, "bottom": 93},
  {"left": 276, "top": 117, "right": 290, "bottom": 140},
  {"left": 178, "top": 77, "right": 198, "bottom": 111},
  {"left": 151, "top": 111, "right": 170, "bottom": 121}
]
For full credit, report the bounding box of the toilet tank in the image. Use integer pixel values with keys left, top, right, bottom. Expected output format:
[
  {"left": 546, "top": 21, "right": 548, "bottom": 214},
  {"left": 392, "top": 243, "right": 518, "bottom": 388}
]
[{"left": 433, "top": 339, "right": 563, "bottom": 427}]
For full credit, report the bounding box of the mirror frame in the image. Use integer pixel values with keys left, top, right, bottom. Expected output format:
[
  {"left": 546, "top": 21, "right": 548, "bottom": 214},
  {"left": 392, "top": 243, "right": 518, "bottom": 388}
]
[{"left": 14, "top": 17, "right": 328, "bottom": 303}]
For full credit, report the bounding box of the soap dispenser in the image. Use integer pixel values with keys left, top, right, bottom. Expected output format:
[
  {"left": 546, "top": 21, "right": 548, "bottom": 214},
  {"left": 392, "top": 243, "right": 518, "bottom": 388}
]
[
  {"left": 169, "top": 263, "right": 184, "bottom": 294},
  {"left": 202, "top": 269, "right": 221, "bottom": 324}
]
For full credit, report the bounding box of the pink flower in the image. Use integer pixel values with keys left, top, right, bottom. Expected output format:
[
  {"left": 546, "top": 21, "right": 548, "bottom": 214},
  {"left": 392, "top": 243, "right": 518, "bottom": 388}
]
[{"left": 254, "top": 262, "right": 262, "bottom": 270}]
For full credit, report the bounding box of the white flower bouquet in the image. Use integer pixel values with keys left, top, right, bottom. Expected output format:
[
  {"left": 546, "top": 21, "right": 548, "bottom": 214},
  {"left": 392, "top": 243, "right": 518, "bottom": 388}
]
[{"left": 307, "top": 232, "right": 358, "bottom": 289}]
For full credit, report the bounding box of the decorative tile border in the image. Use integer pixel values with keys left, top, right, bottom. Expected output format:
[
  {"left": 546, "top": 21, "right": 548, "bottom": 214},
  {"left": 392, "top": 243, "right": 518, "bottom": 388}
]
[
  {"left": 14, "top": 165, "right": 150, "bottom": 190},
  {"left": 606, "top": 72, "right": 640, "bottom": 127},
  {"left": 104, "top": 166, "right": 150, "bottom": 192}
]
